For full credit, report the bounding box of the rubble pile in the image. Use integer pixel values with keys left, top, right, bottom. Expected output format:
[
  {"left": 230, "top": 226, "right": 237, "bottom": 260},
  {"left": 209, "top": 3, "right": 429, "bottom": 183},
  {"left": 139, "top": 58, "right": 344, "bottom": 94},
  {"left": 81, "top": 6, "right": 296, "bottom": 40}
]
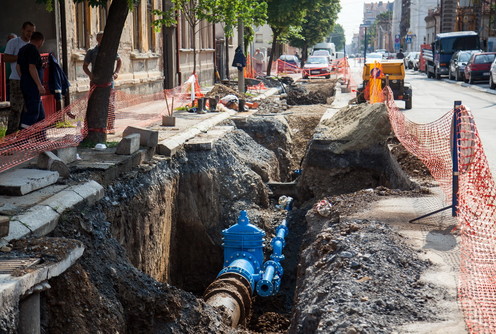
[
  {"left": 290, "top": 207, "right": 442, "bottom": 333},
  {"left": 255, "top": 97, "right": 290, "bottom": 114},
  {"left": 205, "top": 83, "right": 246, "bottom": 99},
  {"left": 286, "top": 80, "right": 336, "bottom": 105}
]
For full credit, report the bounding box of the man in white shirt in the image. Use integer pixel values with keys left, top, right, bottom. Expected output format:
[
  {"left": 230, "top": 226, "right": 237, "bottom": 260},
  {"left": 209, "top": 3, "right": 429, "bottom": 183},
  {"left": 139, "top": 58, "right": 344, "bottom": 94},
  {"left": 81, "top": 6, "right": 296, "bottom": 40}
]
[
  {"left": 253, "top": 49, "right": 265, "bottom": 76},
  {"left": 3, "top": 21, "right": 35, "bottom": 135}
]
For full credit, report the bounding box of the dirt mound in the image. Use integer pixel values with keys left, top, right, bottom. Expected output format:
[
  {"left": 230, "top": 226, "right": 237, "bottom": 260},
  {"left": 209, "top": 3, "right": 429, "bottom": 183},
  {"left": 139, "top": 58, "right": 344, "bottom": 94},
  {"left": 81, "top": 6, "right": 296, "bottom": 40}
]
[
  {"left": 289, "top": 205, "right": 444, "bottom": 333},
  {"left": 389, "top": 137, "right": 433, "bottom": 184},
  {"left": 286, "top": 80, "right": 336, "bottom": 105},
  {"left": 320, "top": 103, "right": 391, "bottom": 153},
  {"left": 205, "top": 83, "right": 246, "bottom": 99},
  {"left": 298, "top": 102, "right": 415, "bottom": 199}
]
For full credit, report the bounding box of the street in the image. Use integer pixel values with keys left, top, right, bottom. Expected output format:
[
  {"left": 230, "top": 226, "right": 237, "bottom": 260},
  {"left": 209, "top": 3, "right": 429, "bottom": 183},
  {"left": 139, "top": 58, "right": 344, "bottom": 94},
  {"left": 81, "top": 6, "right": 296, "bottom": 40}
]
[
  {"left": 349, "top": 61, "right": 496, "bottom": 175},
  {"left": 404, "top": 70, "right": 496, "bottom": 175}
]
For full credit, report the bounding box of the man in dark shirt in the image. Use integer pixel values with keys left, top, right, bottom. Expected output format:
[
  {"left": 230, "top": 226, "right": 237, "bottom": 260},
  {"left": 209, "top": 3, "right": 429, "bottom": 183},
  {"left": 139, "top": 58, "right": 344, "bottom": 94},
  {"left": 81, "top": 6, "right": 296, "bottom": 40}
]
[
  {"left": 396, "top": 49, "right": 405, "bottom": 59},
  {"left": 16, "top": 31, "right": 45, "bottom": 129}
]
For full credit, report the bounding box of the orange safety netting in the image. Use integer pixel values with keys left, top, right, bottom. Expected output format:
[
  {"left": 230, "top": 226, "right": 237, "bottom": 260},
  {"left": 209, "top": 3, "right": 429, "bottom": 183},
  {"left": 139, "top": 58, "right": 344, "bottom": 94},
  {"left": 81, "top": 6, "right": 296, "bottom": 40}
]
[
  {"left": 244, "top": 55, "right": 256, "bottom": 79},
  {"left": 385, "top": 86, "right": 496, "bottom": 333},
  {"left": 0, "top": 74, "right": 204, "bottom": 174}
]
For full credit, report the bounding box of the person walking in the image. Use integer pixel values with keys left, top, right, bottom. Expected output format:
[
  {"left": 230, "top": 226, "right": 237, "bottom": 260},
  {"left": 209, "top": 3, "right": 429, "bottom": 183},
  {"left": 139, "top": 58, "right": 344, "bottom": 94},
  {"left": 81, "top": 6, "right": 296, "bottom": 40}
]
[
  {"left": 253, "top": 48, "right": 264, "bottom": 76},
  {"left": 396, "top": 49, "right": 405, "bottom": 59},
  {"left": 16, "top": 31, "right": 45, "bottom": 130},
  {"left": 3, "top": 21, "right": 35, "bottom": 134}
]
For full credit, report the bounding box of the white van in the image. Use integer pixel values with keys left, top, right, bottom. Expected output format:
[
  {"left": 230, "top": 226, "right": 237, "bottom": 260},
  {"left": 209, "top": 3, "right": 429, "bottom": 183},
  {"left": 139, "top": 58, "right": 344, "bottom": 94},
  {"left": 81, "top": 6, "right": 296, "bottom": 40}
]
[{"left": 312, "top": 42, "right": 336, "bottom": 60}]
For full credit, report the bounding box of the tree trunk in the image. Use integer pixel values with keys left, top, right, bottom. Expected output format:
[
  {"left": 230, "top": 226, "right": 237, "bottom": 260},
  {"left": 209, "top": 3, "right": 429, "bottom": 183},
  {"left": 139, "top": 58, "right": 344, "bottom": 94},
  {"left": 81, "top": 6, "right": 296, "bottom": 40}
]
[
  {"left": 303, "top": 42, "right": 308, "bottom": 67},
  {"left": 192, "top": 23, "right": 197, "bottom": 74},
  {"left": 266, "top": 29, "right": 280, "bottom": 76},
  {"left": 85, "top": 0, "right": 129, "bottom": 144}
]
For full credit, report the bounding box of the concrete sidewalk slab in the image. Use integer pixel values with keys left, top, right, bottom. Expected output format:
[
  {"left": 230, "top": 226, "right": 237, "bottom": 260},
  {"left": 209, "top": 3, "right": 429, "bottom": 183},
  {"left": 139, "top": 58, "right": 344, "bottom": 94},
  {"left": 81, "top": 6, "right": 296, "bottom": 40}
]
[
  {"left": 0, "top": 184, "right": 69, "bottom": 216},
  {"left": 185, "top": 126, "right": 235, "bottom": 151},
  {"left": 0, "top": 240, "right": 84, "bottom": 328},
  {"left": 0, "top": 169, "right": 60, "bottom": 196},
  {"left": 157, "top": 109, "right": 237, "bottom": 156},
  {"left": 0, "top": 181, "right": 104, "bottom": 246}
]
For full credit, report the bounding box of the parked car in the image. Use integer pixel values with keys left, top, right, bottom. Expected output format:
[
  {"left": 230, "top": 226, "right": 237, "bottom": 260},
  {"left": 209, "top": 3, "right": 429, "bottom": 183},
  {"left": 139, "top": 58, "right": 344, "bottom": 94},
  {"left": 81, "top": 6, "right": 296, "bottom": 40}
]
[
  {"left": 302, "top": 56, "right": 332, "bottom": 79},
  {"left": 365, "top": 53, "right": 384, "bottom": 63},
  {"left": 490, "top": 58, "right": 496, "bottom": 89},
  {"left": 449, "top": 50, "right": 481, "bottom": 81},
  {"left": 312, "top": 49, "right": 334, "bottom": 64},
  {"left": 464, "top": 52, "right": 496, "bottom": 84},
  {"left": 277, "top": 54, "right": 301, "bottom": 73}
]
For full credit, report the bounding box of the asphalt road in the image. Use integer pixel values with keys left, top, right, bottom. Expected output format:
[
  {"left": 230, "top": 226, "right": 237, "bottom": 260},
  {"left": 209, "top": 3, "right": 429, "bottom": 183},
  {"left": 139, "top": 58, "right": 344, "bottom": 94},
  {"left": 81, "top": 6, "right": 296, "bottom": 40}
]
[{"left": 402, "top": 70, "right": 496, "bottom": 175}]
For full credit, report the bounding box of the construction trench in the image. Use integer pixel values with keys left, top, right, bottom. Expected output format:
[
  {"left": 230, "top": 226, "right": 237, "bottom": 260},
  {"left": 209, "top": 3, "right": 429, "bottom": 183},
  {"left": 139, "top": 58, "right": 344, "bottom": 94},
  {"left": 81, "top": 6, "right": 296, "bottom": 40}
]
[{"left": 3, "top": 79, "right": 460, "bottom": 333}]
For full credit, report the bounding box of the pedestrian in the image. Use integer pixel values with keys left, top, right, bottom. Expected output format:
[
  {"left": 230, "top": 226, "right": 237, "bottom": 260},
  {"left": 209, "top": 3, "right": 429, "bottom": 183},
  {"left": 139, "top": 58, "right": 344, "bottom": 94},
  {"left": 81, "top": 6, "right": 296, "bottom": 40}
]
[
  {"left": 294, "top": 51, "right": 300, "bottom": 60},
  {"left": 396, "top": 48, "right": 405, "bottom": 59},
  {"left": 16, "top": 31, "right": 45, "bottom": 130},
  {"left": 83, "top": 31, "right": 122, "bottom": 134},
  {"left": 253, "top": 48, "right": 264, "bottom": 76},
  {"left": 0, "top": 33, "right": 18, "bottom": 102},
  {"left": 3, "top": 21, "right": 35, "bottom": 134},
  {"left": 0, "top": 33, "right": 17, "bottom": 53}
]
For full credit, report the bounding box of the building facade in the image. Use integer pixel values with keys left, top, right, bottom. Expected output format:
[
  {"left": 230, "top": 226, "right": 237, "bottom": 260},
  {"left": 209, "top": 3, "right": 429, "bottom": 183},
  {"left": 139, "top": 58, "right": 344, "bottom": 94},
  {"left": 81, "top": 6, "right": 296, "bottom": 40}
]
[{"left": 0, "top": 0, "right": 217, "bottom": 102}]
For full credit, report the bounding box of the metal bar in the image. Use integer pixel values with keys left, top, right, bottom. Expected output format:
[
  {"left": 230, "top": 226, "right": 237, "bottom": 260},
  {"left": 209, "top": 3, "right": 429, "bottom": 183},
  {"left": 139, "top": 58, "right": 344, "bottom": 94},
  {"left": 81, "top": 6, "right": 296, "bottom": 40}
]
[
  {"left": 409, "top": 205, "right": 453, "bottom": 223},
  {"left": 452, "top": 100, "right": 461, "bottom": 217}
]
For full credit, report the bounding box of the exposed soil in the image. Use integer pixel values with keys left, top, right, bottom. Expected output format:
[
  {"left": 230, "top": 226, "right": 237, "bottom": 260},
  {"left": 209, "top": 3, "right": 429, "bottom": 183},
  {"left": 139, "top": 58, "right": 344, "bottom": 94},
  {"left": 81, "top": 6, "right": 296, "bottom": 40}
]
[
  {"left": 1, "top": 78, "right": 454, "bottom": 334},
  {"left": 206, "top": 83, "right": 247, "bottom": 99},
  {"left": 290, "top": 208, "right": 442, "bottom": 334},
  {"left": 286, "top": 79, "right": 336, "bottom": 105}
]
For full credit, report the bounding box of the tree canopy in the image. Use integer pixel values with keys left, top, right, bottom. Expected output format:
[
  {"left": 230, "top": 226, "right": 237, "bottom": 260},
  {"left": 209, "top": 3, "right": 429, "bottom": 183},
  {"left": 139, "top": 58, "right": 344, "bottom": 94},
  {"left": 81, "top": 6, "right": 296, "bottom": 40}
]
[
  {"left": 288, "top": 0, "right": 340, "bottom": 60},
  {"left": 329, "top": 24, "right": 345, "bottom": 51}
]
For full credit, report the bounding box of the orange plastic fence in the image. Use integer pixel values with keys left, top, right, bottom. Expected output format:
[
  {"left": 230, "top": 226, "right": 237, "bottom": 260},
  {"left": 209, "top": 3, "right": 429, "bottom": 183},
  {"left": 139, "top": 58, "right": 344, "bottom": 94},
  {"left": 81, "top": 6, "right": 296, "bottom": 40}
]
[
  {"left": 385, "top": 86, "right": 496, "bottom": 333},
  {"left": 0, "top": 74, "right": 204, "bottom": 174}
]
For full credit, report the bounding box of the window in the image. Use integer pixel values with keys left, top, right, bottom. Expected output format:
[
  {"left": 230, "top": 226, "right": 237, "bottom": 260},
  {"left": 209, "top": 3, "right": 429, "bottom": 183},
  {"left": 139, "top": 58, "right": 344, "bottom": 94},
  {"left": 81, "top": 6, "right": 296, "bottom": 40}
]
[
  {"left": 99, "top": 2, "right": 109, "bottom": 32},
  {"left": 147, "top": 0, "right": 155, "bottom": 51},
  {"left": 76, "top": 1, "right": 89, "bottom": 49},
  {"left": 133, "top": 3, "right": 142, "bottom": 50},
  {"left": 255, "top": 34, "right": 263, "bottom": 43},
  {"left": 199, "top": 21, "right": 213, "bottom": 49},
  {"left": 180, "top": 16, "right": 189, "bottom": 49}
]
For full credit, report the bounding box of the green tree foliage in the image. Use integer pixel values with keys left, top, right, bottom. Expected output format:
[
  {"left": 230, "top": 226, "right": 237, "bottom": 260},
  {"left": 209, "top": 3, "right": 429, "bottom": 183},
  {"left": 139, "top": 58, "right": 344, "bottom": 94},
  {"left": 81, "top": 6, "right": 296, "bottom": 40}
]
[
  {"left": 330, "top": 24, "right": 345, "bottom": 51},
  {"left": 288, "top": 0, "right": 340, "bottom": 61},
  {"left": 265, "top": 0, "right": 311, "bottom": 74},
  {"left": 153, "top": 0, "right": 267, "bottom": 75}
]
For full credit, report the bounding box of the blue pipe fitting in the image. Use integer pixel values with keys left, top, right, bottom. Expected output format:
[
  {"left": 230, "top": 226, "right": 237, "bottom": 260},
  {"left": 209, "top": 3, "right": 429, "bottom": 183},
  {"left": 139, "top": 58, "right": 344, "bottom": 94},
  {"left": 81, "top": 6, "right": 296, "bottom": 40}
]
[
  {"left": 256, "top": 260, "right": 284, "bottom": 297},
  {"left": 220, "top": 210, "right": 266, "bottom": 292},
  {"left": 216, "top": 203, "right": 292, "bottom": 299}
]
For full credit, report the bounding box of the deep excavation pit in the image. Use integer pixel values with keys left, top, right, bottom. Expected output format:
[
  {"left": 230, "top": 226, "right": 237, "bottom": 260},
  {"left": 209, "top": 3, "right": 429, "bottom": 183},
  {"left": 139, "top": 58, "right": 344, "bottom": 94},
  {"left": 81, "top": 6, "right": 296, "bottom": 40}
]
[{"left": 29, "top": 79, "right": 450, "bottom": 334}]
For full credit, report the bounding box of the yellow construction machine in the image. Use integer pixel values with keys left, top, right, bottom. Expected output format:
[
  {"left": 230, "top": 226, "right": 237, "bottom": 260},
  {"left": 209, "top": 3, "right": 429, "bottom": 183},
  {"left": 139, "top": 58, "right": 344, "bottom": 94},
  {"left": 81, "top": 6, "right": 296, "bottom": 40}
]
[{"left": 356, "top": 60, "right": 412, "bottom": 109}]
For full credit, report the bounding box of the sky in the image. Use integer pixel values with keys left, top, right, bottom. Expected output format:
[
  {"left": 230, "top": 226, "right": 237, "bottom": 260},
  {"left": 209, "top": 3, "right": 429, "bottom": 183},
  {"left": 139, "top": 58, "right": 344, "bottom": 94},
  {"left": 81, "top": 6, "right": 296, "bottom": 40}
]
[{"left": 337, "top": 0, "right": 366, "bottom": 43}]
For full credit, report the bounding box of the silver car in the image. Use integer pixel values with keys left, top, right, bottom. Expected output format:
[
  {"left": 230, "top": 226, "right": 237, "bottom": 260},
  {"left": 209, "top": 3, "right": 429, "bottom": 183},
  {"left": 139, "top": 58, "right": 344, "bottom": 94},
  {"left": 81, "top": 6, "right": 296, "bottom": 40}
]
[
  {"left": 490, "top": 57, "right": 496, "bottom": 89},
  {"left": 449, "top": 50, "right": 481, "bottom": 81}
]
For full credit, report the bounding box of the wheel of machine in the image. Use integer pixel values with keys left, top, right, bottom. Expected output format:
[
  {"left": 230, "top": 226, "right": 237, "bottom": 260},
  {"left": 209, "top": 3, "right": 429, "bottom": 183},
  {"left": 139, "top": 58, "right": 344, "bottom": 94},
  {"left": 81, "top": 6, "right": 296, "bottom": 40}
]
[
  {"left": 435, "top": 68, "right": 440, "bottom": 80},
  {"left": 490, "top": 75, "right": 496, "bottom": 89},
  {"left": 405, "top": 97, "right": 412, "bottom": 110},
  {"left": 325, "top": 75, "right": 330, "bottom": 79},
  {"left": 356, "top": 91, "right": 366, "bottom": 104}
]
